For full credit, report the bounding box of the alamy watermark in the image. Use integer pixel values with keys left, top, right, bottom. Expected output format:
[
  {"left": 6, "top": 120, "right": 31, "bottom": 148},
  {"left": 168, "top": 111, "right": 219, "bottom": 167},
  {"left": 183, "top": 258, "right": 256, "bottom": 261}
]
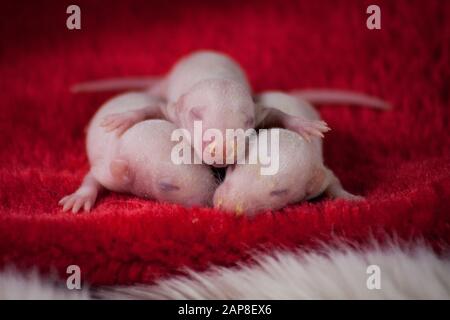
[
  {"left": 366, "top": 5, "right": 381, "bottom": 30},
  {"left": 67, "top": 4, "right": 381, "bottom": 31},
  {"left": 66, "top": 5, "right": 81, "bottom": 30},
  {"left": 170, "top": 121, "right": 280, "bottom": 175},
  {"left": 366, "top": 264, "right": 381, "bottom": 290},
  {"left": 66, "top": 264, "right": 81, "bottom": 290}
]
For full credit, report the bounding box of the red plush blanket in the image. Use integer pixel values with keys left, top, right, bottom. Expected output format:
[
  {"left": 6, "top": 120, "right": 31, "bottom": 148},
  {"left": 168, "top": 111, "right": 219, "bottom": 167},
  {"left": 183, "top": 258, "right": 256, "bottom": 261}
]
[{"left": 0, "top": 0, "right": 449, "bottom": 286}]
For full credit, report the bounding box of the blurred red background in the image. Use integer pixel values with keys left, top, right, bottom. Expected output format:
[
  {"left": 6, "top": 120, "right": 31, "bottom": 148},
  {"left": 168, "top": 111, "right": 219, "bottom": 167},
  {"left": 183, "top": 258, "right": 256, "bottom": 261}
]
[{"left": 0, "top": 0, "right": 449, "bottom": 285}]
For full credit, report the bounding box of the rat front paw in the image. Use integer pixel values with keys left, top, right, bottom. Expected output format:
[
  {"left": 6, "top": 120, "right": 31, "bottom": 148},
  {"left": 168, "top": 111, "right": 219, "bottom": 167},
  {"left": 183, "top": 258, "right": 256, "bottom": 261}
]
[
  {"left": 100, "top": 111, "right": 143, "bottom": 136},
  {"left": 58, "top": 188, "right": 97, "bottom": 213}
]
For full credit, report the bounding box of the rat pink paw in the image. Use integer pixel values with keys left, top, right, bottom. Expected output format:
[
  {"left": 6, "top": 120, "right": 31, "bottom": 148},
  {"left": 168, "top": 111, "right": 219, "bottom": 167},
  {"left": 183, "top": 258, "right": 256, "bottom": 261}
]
[
  {"left": 100, "top": 111, "right": 143, "bottom": 136},
  {"left": 58, "top": 188, "right": 98, "bottom": 214},
  {"left": 289, "top": 118, "right": 330, "bottom": 142}
]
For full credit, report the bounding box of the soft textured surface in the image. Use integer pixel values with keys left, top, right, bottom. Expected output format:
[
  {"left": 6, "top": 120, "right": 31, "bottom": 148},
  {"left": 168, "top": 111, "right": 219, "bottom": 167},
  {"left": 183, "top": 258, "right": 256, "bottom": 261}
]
[
  {"left": 96, "top": 243, "right": 450, "bottom": 300},
  {"left": 0, "top": 0, "right": 449, "bottom": 286}
]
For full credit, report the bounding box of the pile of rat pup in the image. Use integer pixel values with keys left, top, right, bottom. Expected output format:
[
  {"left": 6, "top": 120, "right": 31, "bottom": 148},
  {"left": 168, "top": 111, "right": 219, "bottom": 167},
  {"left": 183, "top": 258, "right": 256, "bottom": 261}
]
[{"left": 59, "top": 50, "right": 388, "bottom": 215}]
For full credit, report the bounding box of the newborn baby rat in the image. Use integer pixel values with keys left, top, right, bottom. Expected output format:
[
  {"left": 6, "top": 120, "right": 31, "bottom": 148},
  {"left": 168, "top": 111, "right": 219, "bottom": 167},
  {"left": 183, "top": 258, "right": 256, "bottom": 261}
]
[
  {"left": 72, "top": 50, "right": 330, "bottom": 166},
  {"left": 59, "top": 92, "right": 217, "bottom": 213},
  {"left": 213, "top": 91, "right": 364, "bottom": 215}
]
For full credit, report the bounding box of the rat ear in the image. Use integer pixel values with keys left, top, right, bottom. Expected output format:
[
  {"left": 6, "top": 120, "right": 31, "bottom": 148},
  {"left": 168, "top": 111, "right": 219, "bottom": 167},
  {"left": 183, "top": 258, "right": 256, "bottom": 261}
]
[
  {"left": 164, "top": 97, "right": 185, "bottom": 123},
  {"left": 174, "top": 94, "right": 187, "bottom": 112},
  {"left": 110, "top": 159, "right": 131, "bottom": 185},
  {"left": 189, "top": 106, "right": 205, "bottom": 120},
  {"left": 253, "top": 103, "right": 272, "bottom": 126}
]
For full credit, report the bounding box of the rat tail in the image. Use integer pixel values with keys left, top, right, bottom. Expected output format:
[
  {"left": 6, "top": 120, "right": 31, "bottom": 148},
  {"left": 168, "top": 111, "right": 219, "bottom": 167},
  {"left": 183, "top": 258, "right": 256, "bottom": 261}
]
[
  {"left": 71, "top": 77, "right": 163, "bottom": 93},
  {"left": 291, "top": 89, "right": 391, "bottom": 109}
]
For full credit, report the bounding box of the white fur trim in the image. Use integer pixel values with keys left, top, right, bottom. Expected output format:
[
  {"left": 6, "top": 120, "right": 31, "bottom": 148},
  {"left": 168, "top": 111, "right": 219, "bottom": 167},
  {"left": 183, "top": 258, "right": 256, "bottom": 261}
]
[
  {"left": 0, "top": 268, "right": 89, "bottom": 300},
  {"left": 97, "top": 244, "right": 450, "bottom": 299}
]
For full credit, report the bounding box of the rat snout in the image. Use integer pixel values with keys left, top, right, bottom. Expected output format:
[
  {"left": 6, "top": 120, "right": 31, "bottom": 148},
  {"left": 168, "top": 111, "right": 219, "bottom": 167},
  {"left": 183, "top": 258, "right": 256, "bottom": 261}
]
[
  {"left": 204, "top": 140, "right": 227, "bottom": 168},
  {"left": 213, "top": 182, "right": 227, "bottom": 208},
  {"left": 214, "top": 197, "right": 246, "bottom": 216},
  {"left": 213, "top": 181, "right": 246, "bottom": 216}
]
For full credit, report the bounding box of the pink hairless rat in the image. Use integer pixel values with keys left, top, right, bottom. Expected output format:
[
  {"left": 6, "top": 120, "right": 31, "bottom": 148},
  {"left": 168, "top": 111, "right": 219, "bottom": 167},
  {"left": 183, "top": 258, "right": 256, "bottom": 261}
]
[
  {"left": 59, "top": 92, "right": 217, "bottom": 213},
  {"left": 213, "top": 91, "right": 366, "bottom": 215},
  {"left": 72, "top": 51, "right": 330, "bottom": 166},
  {"left": 73, "top": 50, "right": 389, "bottom": 166}
]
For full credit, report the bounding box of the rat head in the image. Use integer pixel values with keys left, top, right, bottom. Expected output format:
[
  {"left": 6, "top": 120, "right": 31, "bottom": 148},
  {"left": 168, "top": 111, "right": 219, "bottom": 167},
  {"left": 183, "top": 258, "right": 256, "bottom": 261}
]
[
  {"left": 213, "top": 163, "right": 296, "bottom": 215},
  {"left": 213, "top": 129, "right": 328, "bottom": 215},
  {"left": 171, "top": 79, "right": 256, "bottom": 167}
]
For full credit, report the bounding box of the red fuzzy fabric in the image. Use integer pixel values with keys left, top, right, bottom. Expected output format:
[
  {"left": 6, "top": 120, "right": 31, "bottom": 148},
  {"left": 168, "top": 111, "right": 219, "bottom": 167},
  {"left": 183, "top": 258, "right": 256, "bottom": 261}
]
[{"left": 0, "top": 0, "right": 449, "bottom": 286}]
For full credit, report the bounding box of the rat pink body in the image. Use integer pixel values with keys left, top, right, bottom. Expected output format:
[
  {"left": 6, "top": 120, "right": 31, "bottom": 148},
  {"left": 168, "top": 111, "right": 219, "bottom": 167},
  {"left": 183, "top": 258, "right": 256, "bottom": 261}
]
[
  {"left": 213, "top": 91, "right": 362, "bottom": 215},
  {"left": 73, "top": 51, "right": 333, "bottom": 166},
  {"left": 59, "top": 92, "right": 217, "bottom": 213}
]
